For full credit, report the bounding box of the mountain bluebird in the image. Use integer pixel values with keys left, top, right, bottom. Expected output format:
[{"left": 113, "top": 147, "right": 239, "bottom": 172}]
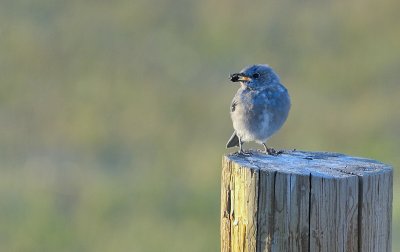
[{"left": 226, "top": 64, "right": 291, "bottom": 155}]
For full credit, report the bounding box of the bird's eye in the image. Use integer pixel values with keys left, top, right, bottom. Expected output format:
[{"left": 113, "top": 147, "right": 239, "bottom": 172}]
[{"left": 252, "top": 73, "right": 260, "bottom": 79}]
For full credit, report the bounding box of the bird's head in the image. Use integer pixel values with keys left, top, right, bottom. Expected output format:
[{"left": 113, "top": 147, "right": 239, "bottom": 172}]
[{"left": 229, "top": 64, "right": 280, "bottom": 90}]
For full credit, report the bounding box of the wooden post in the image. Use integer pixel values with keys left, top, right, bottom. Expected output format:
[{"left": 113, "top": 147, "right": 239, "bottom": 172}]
[{"left": 221, "top": 150, "right": 393, "bottom": 252}]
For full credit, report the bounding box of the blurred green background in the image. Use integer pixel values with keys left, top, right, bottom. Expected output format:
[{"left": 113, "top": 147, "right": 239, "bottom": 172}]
[{"left": 0, "top": 0, "right": 399, "bottom": 251}]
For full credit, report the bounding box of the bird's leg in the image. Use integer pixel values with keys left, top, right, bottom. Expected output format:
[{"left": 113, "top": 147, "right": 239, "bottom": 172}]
[
  {"left": 238, "top": 138, "right": 244, "bottom": 154},
  {"left": 238, "top": 137, "right": 251, "bottom": 156},
  {"left": 262, "top": 143, "right": 284, "bottom": 156},
  {"left": 262, "top": 143, "right": 269, "bottom": 154}
]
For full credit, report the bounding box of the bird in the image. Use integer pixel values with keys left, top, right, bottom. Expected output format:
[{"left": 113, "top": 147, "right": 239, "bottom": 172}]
[{"left": 226, "top": 64, "right": 291, "bottom": 155}]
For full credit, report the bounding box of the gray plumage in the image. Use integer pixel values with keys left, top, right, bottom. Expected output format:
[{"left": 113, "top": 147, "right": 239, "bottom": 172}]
[{"left": 226, "top": 64, "right": 291, "bottom": 155}]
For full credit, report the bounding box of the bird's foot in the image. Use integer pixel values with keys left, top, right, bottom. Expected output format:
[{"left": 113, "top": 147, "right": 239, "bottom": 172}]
[
  {"left": 237, "top": 150, "right": 252, "bottom": 156},
  {"left": 265, "top": 147, "right": 284, "bottom": 156}
]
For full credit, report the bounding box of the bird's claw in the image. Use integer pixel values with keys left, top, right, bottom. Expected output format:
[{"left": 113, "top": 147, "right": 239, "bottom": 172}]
[
  {"left": 265, "top": 147, "right": 284, "bottom": 156},
  {"left": 237, "top": 150, "right": 252, "bottom": 156}
]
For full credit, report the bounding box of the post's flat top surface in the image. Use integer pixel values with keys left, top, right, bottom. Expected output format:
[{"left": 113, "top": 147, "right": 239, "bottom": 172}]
[{"left": 225, "top": 150, "right": 392, "bottom": 178}]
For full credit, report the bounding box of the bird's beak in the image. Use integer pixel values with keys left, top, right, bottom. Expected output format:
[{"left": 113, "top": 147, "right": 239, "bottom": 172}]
[{"left": 229, "top": 73, "right": 251, "bottom": 83}]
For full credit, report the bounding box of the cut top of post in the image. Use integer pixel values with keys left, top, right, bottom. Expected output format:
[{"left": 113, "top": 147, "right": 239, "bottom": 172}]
[
  {"left": 222, "top": 150, "right": 393, "bottom": 252},
  {"left": 225, "top": 150, "right": 392, "bottom": 178}
]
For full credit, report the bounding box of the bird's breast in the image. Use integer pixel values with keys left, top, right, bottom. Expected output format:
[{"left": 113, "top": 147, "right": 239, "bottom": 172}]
[
  {"left": 231, "top": 93, "right": 271, "bottom": 142},
  {"left": 230, "top": 86, "right": 290, "bottom": 142}
]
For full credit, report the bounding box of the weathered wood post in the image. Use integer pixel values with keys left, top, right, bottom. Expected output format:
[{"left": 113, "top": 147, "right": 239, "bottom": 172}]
[{"left": 221, "top": 150, "right": 392, "bottom": 252}]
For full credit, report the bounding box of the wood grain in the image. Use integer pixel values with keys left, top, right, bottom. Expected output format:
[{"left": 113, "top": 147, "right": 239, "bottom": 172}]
[{"left": 221, "top": 150, "right": 392, "bottom": 252}]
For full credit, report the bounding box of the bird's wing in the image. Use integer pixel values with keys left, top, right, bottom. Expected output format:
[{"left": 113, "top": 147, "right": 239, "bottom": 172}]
[{"left": 226, "top": 132, "right": 239, "bottom": 148}]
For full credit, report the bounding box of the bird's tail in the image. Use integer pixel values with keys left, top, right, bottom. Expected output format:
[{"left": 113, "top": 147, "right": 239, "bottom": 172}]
[{"left": 226, "top": 132, "right": 239, "bottom": 148}]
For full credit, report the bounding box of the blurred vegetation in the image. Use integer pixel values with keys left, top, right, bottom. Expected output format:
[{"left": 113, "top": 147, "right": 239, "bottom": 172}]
[{"left": 0, "top": 0, "right": 399, "bottom": 251}]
